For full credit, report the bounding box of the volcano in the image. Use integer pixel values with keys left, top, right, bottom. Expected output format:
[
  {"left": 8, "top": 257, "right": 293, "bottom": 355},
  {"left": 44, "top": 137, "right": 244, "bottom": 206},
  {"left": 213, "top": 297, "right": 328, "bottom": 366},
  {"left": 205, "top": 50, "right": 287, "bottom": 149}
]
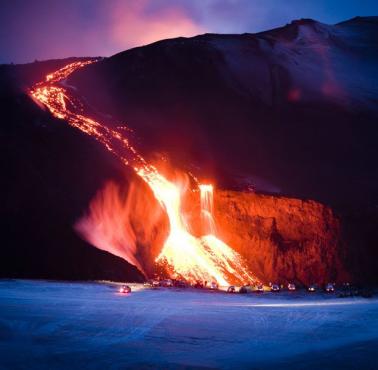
[{"left": 1, "top": 17, "right": 378, "bottom": 284}]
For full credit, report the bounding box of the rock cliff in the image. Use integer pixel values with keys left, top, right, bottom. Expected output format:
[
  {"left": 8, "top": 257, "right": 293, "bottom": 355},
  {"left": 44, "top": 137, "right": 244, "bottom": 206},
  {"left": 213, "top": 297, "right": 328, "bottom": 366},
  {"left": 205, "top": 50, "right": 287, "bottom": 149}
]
[
  {"left": 212, "top": 191, "right": 348, "bottom": 285},
  {"left": 142, "top": 188, "right": 349, "bottom": 285}
]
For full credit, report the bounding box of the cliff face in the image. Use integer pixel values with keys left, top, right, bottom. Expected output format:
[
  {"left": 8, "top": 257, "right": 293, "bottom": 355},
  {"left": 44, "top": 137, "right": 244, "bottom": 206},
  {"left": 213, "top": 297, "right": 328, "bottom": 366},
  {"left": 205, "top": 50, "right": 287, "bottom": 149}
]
[
  {"left": 72, "top": 173, "right": 348, "bottom": 285},
  {"left": 212, "top": 191, "right": 348, "bottom": 285},
  {"left": 179, "top": 189, "right": 348, "bottom": 285}
]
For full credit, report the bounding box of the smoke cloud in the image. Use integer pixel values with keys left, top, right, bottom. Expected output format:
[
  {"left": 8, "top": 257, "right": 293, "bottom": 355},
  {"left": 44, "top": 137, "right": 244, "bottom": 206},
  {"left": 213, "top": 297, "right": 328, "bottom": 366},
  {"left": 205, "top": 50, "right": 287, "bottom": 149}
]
[{"left": 75, "top": 180, "right": 168, "bottom": 276}]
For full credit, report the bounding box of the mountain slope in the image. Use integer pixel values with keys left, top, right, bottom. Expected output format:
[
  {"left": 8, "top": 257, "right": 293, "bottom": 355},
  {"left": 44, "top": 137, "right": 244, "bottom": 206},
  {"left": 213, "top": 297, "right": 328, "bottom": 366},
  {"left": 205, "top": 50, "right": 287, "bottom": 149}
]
[
  {"left": 1, "top": 17, "right": 378, "bottom": 283},
  {"left": 69, "top": 16, "right": 378, "bottom": 207},
  {"left": 0, "top": 65, "right": 143, "bottom": 281}
]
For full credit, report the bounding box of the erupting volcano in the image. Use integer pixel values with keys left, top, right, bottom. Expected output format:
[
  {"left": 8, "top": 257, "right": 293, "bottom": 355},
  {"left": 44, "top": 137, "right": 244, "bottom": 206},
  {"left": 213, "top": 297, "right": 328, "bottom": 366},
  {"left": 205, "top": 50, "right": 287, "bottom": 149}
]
[{"left": 30, "top": 60, "right": 259, "bottom": 286}]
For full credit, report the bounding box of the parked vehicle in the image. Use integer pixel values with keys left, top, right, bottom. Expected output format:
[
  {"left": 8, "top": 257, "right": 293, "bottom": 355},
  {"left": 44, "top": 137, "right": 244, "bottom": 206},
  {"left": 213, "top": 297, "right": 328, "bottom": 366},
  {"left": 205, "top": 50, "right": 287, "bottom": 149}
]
[
  {"left": 325, "top": 283, "right": 335, "bottom": 293},
  {"left": 239, "top": 284, "right": 253, "bottom": 294},
  {"left": 119, "top": 285, "right": 131, "bottom": 294},
  {"left": 287, "top": 283, "right": 296, "bottom": 291},
  {"left": 308, "top": 284, "right": 317, "bottom": 292},
  {"left": 227, "top": 286, "right": 236, "bottom": 293},
  {"left": 271, "top": 284, "right": 280, "bottom": 292},
  {"left": 161, "top": 279, "right": 173, "bottom": 287},
  {"left": 194, "top": 281, "right": 204, "bottom": 289},
  {"left": 151, "top": 280, "right": 160, "bottom": 287},
  {"left": 209, "top": 281, "right": 219, "bottom": 290},
  {"left": 338, "top": 283, "right": 366, "bottom": 298},
  {"left": 174, "top": 280, "right": 187, "bottom": 288},
  {"left": 255, "top": 284, "right": 264, "bottom": 293},
  {"left": 239, "top": 286, "right": 249, "bottom": 294}
]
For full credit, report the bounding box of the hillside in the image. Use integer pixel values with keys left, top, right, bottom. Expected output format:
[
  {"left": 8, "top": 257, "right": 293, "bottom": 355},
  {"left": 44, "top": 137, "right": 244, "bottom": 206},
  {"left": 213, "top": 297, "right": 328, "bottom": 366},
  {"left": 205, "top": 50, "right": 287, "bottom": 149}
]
[{"left": 1, "top": 17, "right": 377, "bottom": 283}]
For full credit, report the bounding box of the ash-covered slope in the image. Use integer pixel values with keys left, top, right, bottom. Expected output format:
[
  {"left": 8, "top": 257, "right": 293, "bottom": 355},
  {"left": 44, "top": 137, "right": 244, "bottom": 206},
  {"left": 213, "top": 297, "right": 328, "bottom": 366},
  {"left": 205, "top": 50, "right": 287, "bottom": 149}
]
[{"left": 70, "top": 16, "right": 378, "bottom": 207}]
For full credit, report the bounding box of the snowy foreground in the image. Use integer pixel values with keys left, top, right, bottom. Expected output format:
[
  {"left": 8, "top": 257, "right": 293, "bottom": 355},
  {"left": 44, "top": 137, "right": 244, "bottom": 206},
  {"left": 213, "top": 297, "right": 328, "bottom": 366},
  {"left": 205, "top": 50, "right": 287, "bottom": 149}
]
[{"left": 0, "top": 280, "right": 377, "bottom": 370}]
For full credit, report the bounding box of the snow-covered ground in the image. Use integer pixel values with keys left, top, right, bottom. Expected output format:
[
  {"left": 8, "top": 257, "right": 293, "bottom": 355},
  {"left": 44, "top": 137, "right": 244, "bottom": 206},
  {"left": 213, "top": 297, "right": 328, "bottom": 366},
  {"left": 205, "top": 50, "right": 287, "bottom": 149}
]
[{"left": 0, "top": 280, "right": 377, "bottom": 369}]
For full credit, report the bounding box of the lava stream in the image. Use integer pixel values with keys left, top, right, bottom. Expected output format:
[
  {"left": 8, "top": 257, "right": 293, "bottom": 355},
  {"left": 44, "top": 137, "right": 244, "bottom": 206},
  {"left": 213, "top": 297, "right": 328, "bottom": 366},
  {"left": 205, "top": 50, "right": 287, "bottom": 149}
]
[{"left": 30, "top": 60, "right": 259, "bottom": 285}]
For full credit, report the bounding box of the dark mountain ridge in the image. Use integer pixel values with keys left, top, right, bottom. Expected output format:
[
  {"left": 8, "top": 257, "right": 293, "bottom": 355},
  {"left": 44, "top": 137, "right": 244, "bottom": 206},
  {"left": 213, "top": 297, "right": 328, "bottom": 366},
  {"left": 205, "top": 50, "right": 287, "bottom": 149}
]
[
  {"left": 1, "top": 17, "right": 378, "bottom": 282},
  {"left": 69, "top": 16, "right": 378, "bottom": 206}
]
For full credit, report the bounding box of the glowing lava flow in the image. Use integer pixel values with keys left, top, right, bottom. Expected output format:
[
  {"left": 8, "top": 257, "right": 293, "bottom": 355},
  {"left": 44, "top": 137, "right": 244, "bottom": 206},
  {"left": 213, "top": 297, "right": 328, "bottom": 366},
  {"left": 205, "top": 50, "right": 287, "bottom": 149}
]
[
  {"left": 198, "top": 185, "right": 256, "bottom": 285},
  {"left": 200, "top": 184, "right": 217, "bottom": 235},
  {"left": 30, "top": 60, "right": 259, "bottom": 285}
]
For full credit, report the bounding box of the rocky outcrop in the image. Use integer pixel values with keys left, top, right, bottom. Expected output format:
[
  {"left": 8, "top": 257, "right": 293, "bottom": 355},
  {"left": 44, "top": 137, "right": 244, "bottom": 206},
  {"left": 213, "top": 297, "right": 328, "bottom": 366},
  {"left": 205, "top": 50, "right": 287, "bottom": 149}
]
[
  {"left": 183, "top": 190, "right": 348, "bottom": 285},
  {"left": 212, "top": 191, "right": 348, "bottom": 285}
]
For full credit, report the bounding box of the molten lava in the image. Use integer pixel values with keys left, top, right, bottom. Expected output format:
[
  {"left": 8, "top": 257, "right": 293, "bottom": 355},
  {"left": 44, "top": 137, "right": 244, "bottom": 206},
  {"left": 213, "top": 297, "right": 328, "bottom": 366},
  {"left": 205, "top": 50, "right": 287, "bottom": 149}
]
[
  {"left": 30, "top": 60, "right": 259, "bottom": 286},
  {"left": 200, "top": 184, "right": 216, "bottom": 235}
]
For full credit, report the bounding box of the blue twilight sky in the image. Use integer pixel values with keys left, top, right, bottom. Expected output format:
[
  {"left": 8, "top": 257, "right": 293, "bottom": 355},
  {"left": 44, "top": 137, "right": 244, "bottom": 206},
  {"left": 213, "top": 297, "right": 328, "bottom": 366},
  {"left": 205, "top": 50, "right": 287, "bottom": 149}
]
[{"left": 1, "top": 0, "right": 377, "bottom": 64}]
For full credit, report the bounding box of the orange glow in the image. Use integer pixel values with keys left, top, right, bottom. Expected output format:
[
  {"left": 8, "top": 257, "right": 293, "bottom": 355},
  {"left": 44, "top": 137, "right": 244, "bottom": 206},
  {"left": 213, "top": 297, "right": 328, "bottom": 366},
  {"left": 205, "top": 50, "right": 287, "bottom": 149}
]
[
  {"left": 75, "top": 181, "right": 143, "bottom": 275},
  {"left": 199, "top": 184, "right": 216, "bottom": 235},
  {"left": 29, "top": 60, "right": 260, "bottom": 286},
  {"left": 109, "top": 1, "right": 205, "bottom": 51}
]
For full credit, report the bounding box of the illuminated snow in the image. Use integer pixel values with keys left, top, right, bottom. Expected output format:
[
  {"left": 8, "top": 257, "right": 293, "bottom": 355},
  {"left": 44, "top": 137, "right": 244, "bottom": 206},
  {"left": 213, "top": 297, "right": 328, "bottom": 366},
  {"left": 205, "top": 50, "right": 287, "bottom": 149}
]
[{"left": 0, "top": 280, "right": 377, "bottom": 369}]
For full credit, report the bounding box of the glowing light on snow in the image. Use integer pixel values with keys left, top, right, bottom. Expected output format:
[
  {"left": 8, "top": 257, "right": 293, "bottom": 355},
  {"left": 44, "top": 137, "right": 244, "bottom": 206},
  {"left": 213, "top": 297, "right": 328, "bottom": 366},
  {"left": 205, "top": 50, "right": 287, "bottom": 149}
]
[{"left": 220, "top": 300, "right": 370, "bottom": 308}]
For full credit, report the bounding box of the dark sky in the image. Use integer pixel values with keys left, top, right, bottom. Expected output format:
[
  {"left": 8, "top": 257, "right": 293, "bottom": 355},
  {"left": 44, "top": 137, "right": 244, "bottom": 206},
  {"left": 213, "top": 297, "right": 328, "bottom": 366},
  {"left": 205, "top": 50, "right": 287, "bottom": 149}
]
[{"left": 1, "top": 0, "right": 378, "bottom": 64}]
